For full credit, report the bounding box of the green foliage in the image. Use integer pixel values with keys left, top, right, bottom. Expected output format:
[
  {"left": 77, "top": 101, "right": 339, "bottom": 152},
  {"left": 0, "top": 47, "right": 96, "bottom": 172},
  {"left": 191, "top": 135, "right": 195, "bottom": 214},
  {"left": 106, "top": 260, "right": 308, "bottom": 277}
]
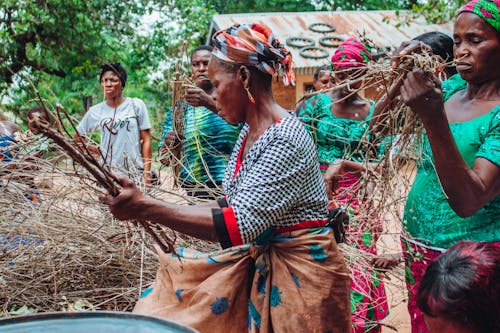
[
  {"left": 0, "top": 0, "right": 149, "bottom": 118},
  {"left": 1, "top": 0, "right": 144, "bottom": 83},
  {"left": 0, "top": 0, "right": 461, "bottom": 141},
  {"left": 316, "top": 0, "right": 417, "bottom": 11},
  {"left": 211, "top": 0, "right": 315, "bottom": 13},
  {"left": 408, "top": 0, "right": 467, "bottom": 24},
  {"left": 0, "top": 0, "right": 217, "bottom": 137}
]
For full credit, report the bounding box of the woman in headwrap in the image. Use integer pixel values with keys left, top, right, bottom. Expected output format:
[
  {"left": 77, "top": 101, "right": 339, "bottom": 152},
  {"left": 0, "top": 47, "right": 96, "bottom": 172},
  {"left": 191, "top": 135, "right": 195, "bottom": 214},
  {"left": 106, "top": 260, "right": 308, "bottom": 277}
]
[
  {"left": 294, "top": 64, "right": 333, "bottom": 125},
  {"left": 100, "top": 23, "right": 351, "bottom": 332},
  {"left": 363, "top": 1, "right": 500, "bottom": 332},
  {"left": 312, "top": 64, "right": 334, "bottom": 92},
  {"left": 297, "top": 38, "right": 389, "bottom": 333}
]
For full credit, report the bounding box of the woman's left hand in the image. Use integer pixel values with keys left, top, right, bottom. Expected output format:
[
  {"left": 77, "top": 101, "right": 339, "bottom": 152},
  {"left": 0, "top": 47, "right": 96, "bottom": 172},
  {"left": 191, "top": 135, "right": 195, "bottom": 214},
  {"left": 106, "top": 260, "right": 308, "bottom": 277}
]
[
  {"left": 400, "top": 68, "right": 444, "bottom": 123},
  {"left": 323, "top": 161, "right": 343, "bottom": 200},
  {"left": 185, "top": 86, "right": 216, "bottom": 111}
]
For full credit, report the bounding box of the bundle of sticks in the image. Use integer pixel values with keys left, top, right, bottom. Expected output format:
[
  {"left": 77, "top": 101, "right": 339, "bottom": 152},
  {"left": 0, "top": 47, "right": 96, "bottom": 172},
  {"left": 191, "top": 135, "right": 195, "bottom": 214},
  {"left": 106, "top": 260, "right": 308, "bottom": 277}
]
[
  {"left": 29, "top": 102, "right": 176, "bottom": 254},
  {"left": 157, "top": 43, "right": 194, "bottom": 187}
]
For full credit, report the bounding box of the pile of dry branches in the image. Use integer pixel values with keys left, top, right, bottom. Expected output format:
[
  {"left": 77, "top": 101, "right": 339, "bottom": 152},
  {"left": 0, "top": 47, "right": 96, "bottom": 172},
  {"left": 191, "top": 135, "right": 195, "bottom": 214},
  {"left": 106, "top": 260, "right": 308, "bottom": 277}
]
[
  {"left": 0, "top": 115, "right": 218, "bottom": 316},
  {"left": 0, "top": 151, "right": 150, "bottom": 314}
]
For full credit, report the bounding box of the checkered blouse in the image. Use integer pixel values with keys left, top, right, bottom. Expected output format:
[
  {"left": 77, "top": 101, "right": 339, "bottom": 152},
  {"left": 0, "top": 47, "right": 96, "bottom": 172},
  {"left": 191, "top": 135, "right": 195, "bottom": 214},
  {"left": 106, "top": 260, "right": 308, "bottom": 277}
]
[{"left": 212, "top": 116, "right": 329, "bottom": 248}]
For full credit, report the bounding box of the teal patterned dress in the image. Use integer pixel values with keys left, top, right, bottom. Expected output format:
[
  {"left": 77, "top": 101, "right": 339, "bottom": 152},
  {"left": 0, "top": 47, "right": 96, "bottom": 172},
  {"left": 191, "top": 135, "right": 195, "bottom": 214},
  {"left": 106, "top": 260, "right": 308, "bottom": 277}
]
[{"left": 160, "top": 104, "right": 240, "bottom": 186}]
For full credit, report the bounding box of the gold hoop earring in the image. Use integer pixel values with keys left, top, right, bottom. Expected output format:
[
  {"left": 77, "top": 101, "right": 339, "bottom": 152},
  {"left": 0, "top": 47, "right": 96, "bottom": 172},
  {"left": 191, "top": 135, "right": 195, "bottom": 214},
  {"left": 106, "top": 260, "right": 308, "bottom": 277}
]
[{"left": 245, "top": 86, "right": 256, "bottom": 104}]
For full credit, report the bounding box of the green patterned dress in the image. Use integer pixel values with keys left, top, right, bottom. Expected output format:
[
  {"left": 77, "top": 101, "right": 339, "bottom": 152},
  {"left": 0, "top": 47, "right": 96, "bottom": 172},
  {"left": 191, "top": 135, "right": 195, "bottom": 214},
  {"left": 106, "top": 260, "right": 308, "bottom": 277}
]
[{"left": 403, "top": 77, "right": 500, "bottom": 249}]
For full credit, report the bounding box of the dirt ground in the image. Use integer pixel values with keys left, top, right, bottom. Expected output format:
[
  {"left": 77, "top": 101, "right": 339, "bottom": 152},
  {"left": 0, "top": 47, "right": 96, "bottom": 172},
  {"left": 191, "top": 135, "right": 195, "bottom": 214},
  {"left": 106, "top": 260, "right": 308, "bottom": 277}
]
[
  {"left": 379, "top": 231, "right": 411, "bottom": 333},
  {"left": 379, "top": 166, "right": 415, "bottom": 333},
  {"left": 383, "top": 289, "right": 411, "bottom": 333}
]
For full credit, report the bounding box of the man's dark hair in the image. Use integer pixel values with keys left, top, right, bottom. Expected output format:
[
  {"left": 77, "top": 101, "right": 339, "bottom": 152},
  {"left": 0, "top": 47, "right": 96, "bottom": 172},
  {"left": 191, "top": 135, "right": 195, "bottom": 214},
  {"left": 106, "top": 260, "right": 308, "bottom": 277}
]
[
  {"left": 100, "top": 62, "right": 127, "bottom": 87},
  {"left": 413, "top": 32, "right": 457, "bottom": 76},
  {"left": 190, "top": 45, "right": 213, "bottom": 61},
  {"left": 417, "top": 241, "right": 500, "bottom": 333}
]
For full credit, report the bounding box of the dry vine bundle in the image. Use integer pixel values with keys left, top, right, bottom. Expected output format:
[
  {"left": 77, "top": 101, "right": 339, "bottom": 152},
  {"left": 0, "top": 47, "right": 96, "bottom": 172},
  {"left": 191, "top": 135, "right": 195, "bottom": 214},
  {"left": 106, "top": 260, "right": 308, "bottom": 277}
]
[
  {"left": 157, "top": 43, "right": 195, "bottom": 188},
  {"left": 0, "top": 131, "right": 218, "bottom": 315},
  {"left": 29, "top": 104, "right": 177, "bottom": 255}
]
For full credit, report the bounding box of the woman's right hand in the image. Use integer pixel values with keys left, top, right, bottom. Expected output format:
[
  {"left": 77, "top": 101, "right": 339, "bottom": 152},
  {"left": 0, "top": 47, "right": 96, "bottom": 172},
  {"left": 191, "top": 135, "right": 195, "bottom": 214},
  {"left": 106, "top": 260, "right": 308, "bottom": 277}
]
[
  {"left": 99, "top": 177, "right": 147, "bottom": 221},
  {"left": 400, "top": 68, "right": 444, "bottom": 123},
  {"left": 185, "top": 86, "right": 217, "bottom": 112},
  {"left": 371, "top": 253, "right": 403, "bottom": 271},
  {"left": 158, "top": 131, "right": 179, "bottom": 166}
]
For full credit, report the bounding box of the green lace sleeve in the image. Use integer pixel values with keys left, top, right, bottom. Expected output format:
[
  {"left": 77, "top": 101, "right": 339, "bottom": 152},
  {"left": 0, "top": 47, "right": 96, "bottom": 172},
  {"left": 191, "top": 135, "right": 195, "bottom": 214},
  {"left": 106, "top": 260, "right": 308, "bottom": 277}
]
[
  {"left": 297, "top": 93, "right": 330, "bottom": 144},
  {"left": 442, "top": 74, "right": 467, "bottom": 102},
  {"left": 476, "top": 107, "right": 500, "bottom": 167}
]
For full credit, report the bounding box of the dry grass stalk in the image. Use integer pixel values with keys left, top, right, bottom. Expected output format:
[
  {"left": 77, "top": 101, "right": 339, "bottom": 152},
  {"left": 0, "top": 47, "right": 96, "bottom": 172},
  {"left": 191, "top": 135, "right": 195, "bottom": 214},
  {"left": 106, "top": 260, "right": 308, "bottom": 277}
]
[
  {"left": 0, "top": 148, "right": 156, "bottom": 314},
  {"left": 158, "top": 43, "right": 194, "bottom": 188}
]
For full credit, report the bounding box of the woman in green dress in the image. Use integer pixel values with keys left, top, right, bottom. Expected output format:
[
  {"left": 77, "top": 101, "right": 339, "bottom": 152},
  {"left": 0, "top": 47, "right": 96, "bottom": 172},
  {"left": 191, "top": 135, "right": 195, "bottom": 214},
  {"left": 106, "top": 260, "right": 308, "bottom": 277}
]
[
  {"left": 364, "top": 1, "right": 500, "bottom": 331},
  {"left": 297, "top": 38, "right": 389, "bottom": 333}
]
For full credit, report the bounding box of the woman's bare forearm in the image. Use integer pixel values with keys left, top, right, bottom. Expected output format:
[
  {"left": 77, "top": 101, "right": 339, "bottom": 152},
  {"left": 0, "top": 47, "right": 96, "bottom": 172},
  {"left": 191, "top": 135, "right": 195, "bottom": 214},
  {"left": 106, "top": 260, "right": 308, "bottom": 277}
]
[
  {"left": 137, "top": 196, "right": 218, "bottom": 241},
  {"left": 423, "top": 113, "right": 500, "bottom": 216}
]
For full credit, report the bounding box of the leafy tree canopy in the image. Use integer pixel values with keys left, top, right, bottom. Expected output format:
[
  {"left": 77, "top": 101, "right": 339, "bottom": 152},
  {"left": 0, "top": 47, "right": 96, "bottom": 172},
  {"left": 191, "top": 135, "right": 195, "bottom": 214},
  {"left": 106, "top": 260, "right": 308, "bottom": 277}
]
[
  {"left": 0, "top": 0, "right": 148, "bottom": 84},
  {"left": 1, "top": 0, "right": 463, "bottom": 131}
]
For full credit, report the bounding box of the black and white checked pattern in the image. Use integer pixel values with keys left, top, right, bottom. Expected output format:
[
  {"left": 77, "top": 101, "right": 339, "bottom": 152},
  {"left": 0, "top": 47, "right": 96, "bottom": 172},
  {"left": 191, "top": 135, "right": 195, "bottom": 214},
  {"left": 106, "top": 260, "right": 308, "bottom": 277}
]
[{"left": 223, "top": 116, "right": 328, "bottom": 243}]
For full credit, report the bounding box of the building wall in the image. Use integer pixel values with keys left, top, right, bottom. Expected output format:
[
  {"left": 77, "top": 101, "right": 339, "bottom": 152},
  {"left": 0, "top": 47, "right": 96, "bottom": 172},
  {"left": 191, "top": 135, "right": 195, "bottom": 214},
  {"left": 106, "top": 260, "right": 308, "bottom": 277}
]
[
  {"left": 272, "top": 73, "right": 316, "bottom": 110},
  {"left": 274, "top": 73, "right": 382, "bottom": 111},
  {"left": 272, "top": 79, "right": 297, "bottom": 111},
  {"left": 296, "top": 74, "right": 314, "bottom": 103}
]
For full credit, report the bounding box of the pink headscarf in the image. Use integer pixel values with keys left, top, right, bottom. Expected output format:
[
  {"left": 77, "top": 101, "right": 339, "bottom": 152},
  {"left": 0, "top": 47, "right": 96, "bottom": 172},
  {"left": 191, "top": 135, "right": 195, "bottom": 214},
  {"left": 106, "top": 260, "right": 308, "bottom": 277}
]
[{"left": 331, "top": 38, "right": 372, "bottom": 71}]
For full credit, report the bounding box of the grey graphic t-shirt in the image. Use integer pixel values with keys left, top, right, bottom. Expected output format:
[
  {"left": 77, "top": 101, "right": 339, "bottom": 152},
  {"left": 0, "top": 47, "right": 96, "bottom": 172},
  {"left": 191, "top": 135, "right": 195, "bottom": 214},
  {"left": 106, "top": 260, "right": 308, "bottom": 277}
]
[{"left": 77, "top": 97, "right": 151, "bottom": 171}]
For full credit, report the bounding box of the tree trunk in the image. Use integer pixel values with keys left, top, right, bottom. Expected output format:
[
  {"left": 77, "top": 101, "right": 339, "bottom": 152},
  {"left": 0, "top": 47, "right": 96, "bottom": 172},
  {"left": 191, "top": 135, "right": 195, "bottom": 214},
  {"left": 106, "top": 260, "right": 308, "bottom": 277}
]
[{"left": 82, "top": 96, "right": 93, "bottom": 112}]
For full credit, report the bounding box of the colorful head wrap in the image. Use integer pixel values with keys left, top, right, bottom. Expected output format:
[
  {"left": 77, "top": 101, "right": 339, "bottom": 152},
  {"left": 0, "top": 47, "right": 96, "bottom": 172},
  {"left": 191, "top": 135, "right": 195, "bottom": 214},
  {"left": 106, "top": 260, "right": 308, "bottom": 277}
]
[
  {"left": 330, "top": 38, "right": 372, "bottom": 71},
  {"left": 459, "top": 0, "right": 500, "bottom": 33},
  {"left": 212, "top": 23, "right": 296, "bottom": 86}
]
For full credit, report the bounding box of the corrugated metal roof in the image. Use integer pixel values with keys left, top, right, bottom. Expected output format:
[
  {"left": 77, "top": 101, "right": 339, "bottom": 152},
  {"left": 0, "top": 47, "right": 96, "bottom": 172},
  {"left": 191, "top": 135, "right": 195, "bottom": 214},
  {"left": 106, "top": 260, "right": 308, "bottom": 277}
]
[{"left": 209, "top": 11, "right": 452, "bottom": 75}]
